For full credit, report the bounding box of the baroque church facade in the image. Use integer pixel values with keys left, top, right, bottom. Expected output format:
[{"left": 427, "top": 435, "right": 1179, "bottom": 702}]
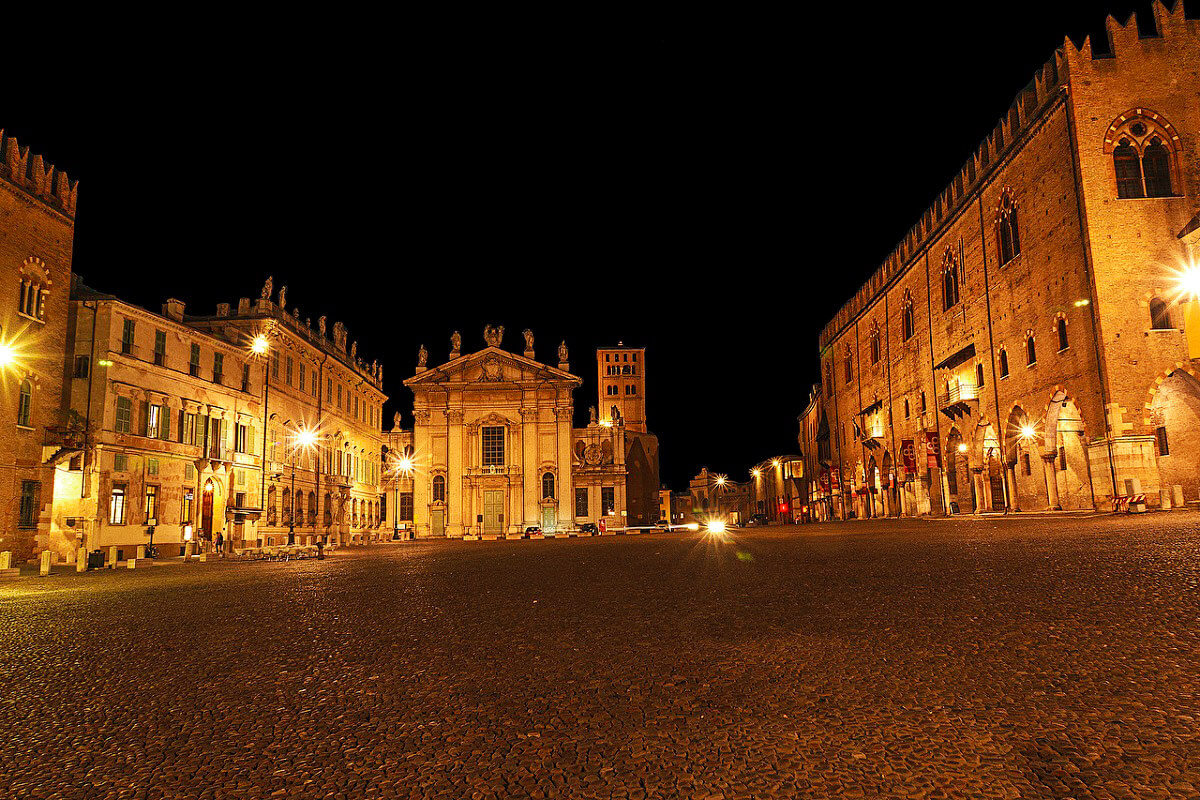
[{"left": 388, "top": 327, "right": 656, "bottom": 537}]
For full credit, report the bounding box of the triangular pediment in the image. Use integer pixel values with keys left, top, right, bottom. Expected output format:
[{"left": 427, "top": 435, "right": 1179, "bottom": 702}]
[{"left": 403, "top": 347, "right": 581, "bottom": 387}]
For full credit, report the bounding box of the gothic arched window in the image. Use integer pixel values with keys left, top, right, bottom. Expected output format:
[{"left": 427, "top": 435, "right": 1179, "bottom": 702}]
[
  {"left": 901, "top": 293, "right": 915, "bottom": 341},
  {"left": 941, "top": 248, "right": 960, "bottom": 311},
  {"left": 869, "top": 325, "right": 881, "bottom": 364},
  {"left": 1150, "top": 297, "right": 1171, "bottom": 330},
  {"left": 267, "top": 485, "right": 278, "bottom": 526},
  {"left": 1026, "top": 336, "right": 1037, "bottom": 366},
  {"left": 999, "top": 349, "right": 1009, "bottom": 378},
  {"left": 1143, "top": 138, "right": 1174, "bottom": 197},
  {"left": 1114, "top": 140, "right": 1144, "bottom": 198},
  {"left": 542, "top": 471, "right": 555, "bottom": 500},
  {"left": 432, "top": 475, "right": 445, "bottom": 503},
  {"left": 308, "top": 491, "right": 317, "bottom": 526},
  {"left": 844, "top": 351, "right": 853, "bottom": 383},
  {"left": 996, "top": 190, "right": 1020, "bottom": 265},
  {"left": 1106, "top": 111, "right": 1181, "bottom": 199},
  {"left": 1056, "top": 317, "right": 1069, "bottom": 351}
]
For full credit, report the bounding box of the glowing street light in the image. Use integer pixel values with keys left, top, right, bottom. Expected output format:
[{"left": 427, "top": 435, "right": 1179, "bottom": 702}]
[
  {"left": 1177, "top": 263, "right": 1200, "bottom": 300},
  {"left": 287, "top": 424, "right": 320, "bottom": 547},
  {"left": 1020, "top": 424, "right": 1037, "bottom": 440},
  {"left": 751, "top": 468, "right": 761, "bottom": 479},
  {"left": 0, "top": 342, "right": 15, "bottom": 369},
  {"left": 707, "top": 519, "right": 727, "bottom": 535},
  {"left": 250, "top": 334, "right": 270, "bottom": 356},
  {"left": 957, "top": 443, "right": 968, "bottom": 453}
]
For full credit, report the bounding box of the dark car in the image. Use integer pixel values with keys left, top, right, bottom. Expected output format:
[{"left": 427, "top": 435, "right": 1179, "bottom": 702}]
[
  {"left": 748, "top": 513, "right": 769, "bottom": 527},
  {"left": 525, "top": 526, "right": 542, "bottom": 535},
  {"left": 579, "top": 523, "right": 599, "bottom": 535}
]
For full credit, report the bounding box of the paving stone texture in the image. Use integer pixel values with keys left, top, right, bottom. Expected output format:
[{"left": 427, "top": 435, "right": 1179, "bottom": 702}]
[{"left": 3, "top": 514, "right": 1200, "bottom": 799}]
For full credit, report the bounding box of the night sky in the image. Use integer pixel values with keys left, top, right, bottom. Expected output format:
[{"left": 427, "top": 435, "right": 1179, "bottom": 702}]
[{"left": 6, "top": 2, "right": 1191, "bottom": 488}]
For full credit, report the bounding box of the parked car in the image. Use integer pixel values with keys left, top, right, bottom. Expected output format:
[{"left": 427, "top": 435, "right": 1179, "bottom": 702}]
[
  {"left": 654, "top": 520, "right": 672, "bottom": 531},
  {"left": 579, "top": 523, "right": 599, "bottom": 535},
  {"left": 525, "top": 526, "right": 542, "bottom": 535},
  {"left": 747, "top": 513, "right": 769, "bottom": 527}
]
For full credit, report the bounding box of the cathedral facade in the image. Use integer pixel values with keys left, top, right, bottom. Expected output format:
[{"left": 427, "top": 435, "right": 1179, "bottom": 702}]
[{"left": 394, "top": 328, "right": 639, "bottom": 537}]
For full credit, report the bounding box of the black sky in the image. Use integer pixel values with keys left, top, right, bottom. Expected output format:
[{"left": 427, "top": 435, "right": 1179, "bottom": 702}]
[{"left": 5, "top": 2, "right": 1191, "bottom": 488}]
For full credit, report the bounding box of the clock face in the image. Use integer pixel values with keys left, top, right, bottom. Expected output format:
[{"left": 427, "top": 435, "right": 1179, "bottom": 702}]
[{"left": 584, "top": 444, "right": 604, "bottom": 465}]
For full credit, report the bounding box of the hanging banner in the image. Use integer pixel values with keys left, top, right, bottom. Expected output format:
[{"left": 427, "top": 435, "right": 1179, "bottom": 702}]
[
  {"left": 901, "top": 439, "right": 918, "bottom": 474},
  {"left": 924, "top": 432, "right": 942, "bottom": 469}
]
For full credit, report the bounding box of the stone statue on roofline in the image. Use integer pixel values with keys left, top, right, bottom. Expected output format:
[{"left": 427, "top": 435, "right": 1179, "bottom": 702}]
[
  {"left": 523, "top": 329, "right": 535, "bottom": 353},
  {"left": 417, "top": 344, "right": 428, "bottom": 367},
  {"left": 558, "top": 340, "right": 568, "bottom": 363},
  {"left": 318, "top": 316, "right": 327, "bottom": 337},
  {"left": 484, "top": 325, "right": 504, "bottom": 347},
  {"left": 261, "top": 276, "right": 273, "bottom": 301},
  {"left": 278, "top": 285, "right": 287, "bottom": 310},
  {"left": 450, "top": 330, "right": 461, "bottom": 357}
]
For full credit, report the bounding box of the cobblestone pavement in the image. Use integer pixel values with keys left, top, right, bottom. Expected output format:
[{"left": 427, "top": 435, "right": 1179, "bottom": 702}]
[{"left": 3, "top": 515, "right": 1200, "bottom": 799}]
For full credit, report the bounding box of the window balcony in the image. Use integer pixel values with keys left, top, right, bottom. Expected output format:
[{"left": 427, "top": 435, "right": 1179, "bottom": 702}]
[{"left": 939, "top": 383, "right": 980, "bottom": 419}]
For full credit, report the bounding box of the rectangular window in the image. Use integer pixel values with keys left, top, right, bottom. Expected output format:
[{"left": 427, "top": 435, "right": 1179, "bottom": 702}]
[
  {"left": 1058, "top": 445, "right": 1067, "bottom": 471},
  {"left": 400, "top": 492, "right": 414, "bottom": 520},
  {"left": 354, "top": 395, "right": 359, "bottom": 418},
  {"left": 121, "top": 319, "right": 135, "bottom": 354},
  {"left": 337, "top": 384, "right": 343, "bottom": 408},
  {"left": 74, "top": 355, "right": 90, "bottom": 378},
  {"left": 182, "top": 488, "right": 194, "bottom": 524},
  {"left": 380, "top": 494, "right": 387, "bottom": 522},
  {"left": 147, "top": 404, "right": 162, "bottom": 439},
  {"left": 298, "top": 363, "right": 305, "bottom": 392},
  {"left": 1022, "top": 452, "right": 1032, "bottom": 476},
  {"left": 235, "top": 423, "right": 248, "bottom": 453},
  {"left": 601, "top": 487, "right": 615, "bottom": 516},
  {"left": 213, "top": 352, "right": 224, "bottom": 384},
  {"left": 242, "top": 363, "right": 251, "bottom": 392},
  {"left": 184, "top": 462, "right": 195, "bottom": 481},
  {"left": 144, "top": 485, "right": 158, "bottom": 522},
  {"left": 326, "top": 377, "right": 332, "bottom": 402},
  {"left": 481, "top": 426, "right": 505, "bottom": 466},
  {"left": 271, "top": 348, "right": 280, "bottom": 379},
  {"left": 109, "top": 484, "right": 127, "bottom": 525},
  {"left": 575, "top": 487, "right": 588, "bottom": 518},
  {"left": 183, "top": 413, "right": 197, "bottom": 446},
  {"left": 115, "top": 397, "right": 133, "bottom": 433},
  {"left": 286, "top": 356, "right": 293, "bottom": 386},
  {"left": 153, "top": 330, "right": 166, "bottom": 366},
  {"left": 189, "top": 343, "right": 201, "bottom": 377},
  {"left": 18, "top": 481, "right": 39, "bottom": 528},
  {"left": 148, "top": 458, "right": 159, "bottom": 475},
  {"left": 1156, "top": 426, "right": 1169, "bottom": 457},
  {"left": 114, "top": 453, "right": 128, "bottom": 472},
  {"left": 311, "top": 372, "right": 318, "bottom": 397}
]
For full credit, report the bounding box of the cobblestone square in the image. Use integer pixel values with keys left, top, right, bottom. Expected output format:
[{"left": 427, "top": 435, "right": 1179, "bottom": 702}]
[{"left": 3, "top": 514, "right": 1200, "bottom": 799}]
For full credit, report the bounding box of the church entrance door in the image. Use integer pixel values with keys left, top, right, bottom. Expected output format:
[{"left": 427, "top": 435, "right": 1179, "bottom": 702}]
[
  {"left": 541, "top": 506, "right": 556, "bottom": 532},
  {"left": 431, "top": 509, "right": 444, "bottom": 538},
  {"left": 483, "top": 490, "right": 504, "bottom": 535}
]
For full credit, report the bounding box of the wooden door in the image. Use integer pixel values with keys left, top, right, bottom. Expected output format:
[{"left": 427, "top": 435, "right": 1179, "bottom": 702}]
[{"left": 483, "top": 490, "right": 504, "bottom": 534}]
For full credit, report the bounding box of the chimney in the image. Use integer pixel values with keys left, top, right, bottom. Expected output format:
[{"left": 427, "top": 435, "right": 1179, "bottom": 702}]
[{"left": 163, "top": 298, "right": 186, "bottom": 322}]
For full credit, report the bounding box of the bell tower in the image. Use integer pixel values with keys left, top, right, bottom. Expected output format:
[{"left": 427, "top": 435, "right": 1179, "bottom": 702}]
[{"left": 596, "top": 342, "right": 646, "bottom": 434}]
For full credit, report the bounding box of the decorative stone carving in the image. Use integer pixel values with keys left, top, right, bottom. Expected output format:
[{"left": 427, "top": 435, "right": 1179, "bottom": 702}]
[
  {"left": 450, "top": 331, "right": 461, "bottom": 357},
  {"left": 261, "top": 276, "right": 273, "bottom": 301},
  {"left": 584, "top": 444, "right": 604, "bottom": 466},
  {"left": 333, "top": 321, "right": 347, "bottom": 351},
  {"left": 589, "top": 406, "right": 597, "bottom": 424},
  {"left": 447, "top": 410, "right": 465, "bottom": 424},
  {"left": 523, "top": 329, "right": 535, "bottom": 356},
  {"left": 278, "top": 285, "right": 287, "bottom": 310},
  {"left": 351, "top": 341, "right": 358, "bottom": 359},
  {"left": 413, "top": 410, "right": 431, "bottom": 424},
  {"left": 393, "top": 411, "right": 402, "bottom": 429},
  {"left": 558, "top": 341, "right": 568, "bottom": 363},
  {"left": 484, "top": 325, "right": 504, "bottom": 347},
  {"left": 318, "top": 316, "right": 327, "bottom": 337},
  {"left": 480, "top": 354, "right": 503, "bottom": 382},
  {"left": 417, "top": 344, "right": 428, "bottom": 368}
]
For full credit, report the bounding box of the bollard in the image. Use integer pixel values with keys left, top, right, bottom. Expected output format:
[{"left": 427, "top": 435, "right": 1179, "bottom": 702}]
[
  {"left": 1173, "top": 484, "right": 1185, "bottom": 509},
  {"left": 39, "top": 550, "right": 52, "bottom": 577},
  {"left": 76, "top": 551, "right": 87, "bottom": 572},
  {"left": 108, "top": 546, "right": 118, "bottom": 569},
  {"left": 1160, "top": 488, "right": 1172, "bottom": 510},
  {"left": 184, "top": 541, "right": 194, "bottom": 561},
  {"left": 0, "top": 551, "right": 11, "bottom": 570},
  {"left": 137, "top": 545, "right": 146, "bottom": 560},
  {"left": 128, "top": 558, "right": 137, "bottom": 569},
  {"left": 198, "top": 553, "right": 207, "bottom": 563}
]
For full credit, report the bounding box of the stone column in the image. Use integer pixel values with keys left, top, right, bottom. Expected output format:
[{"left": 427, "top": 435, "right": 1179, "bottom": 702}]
[
  {"left": 555, "top": 406, "right": 574, "bottom": 532},
  {"left": 412, "top": 410, "right": 432, "bottom": 537},
  {"left": 448, "top": 411, "right": 465, "bottom": 536},
  {"left": 1005, "top": 464, "right": 1021, "bottom": 512},
  {"left": 972, "top": 468, "right": 990, "bottom": 512},
  {"left": 1043, "top": 454, "right": 1061, "bottom": 510},
  {"left": 521, "top": 407, "right": 539, "bottom": 528}
]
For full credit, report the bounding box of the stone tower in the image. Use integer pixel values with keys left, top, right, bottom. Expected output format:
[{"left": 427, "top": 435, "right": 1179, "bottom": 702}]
[{"left": 596, "top": 342, "right": 647, "bottom": 433}]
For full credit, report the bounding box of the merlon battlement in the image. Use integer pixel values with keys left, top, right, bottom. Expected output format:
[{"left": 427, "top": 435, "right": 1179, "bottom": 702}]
[
  {"left": 1063, "top": 1, "right": 1197, "bottom": 66},
  {"left": 0, "top": 130, "right": 78, "bottom": 218}
]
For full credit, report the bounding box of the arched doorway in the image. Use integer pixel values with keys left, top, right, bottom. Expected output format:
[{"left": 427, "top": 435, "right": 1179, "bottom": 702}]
[
  {"left": 1149, "top": 371, "right": 1200, "bottom": 502},
  {"left": 974, "top": 422, "right": 1006, "bottom": 512},
  {"left": 201, "top": 478, "right": 216, "bottom": 545},
  {"left": 945, "top": 428, "right": 974, "bottom": 514},
  {"left": 1005, "top": 405, "right": 1048, "bottom": 511},
  {"left": 881, "top": 451, "right": 898, "bottom": 517},
  {"left": 865, "top": 455, "right": 879, "bottom": 519},
  {"left": 1045, "top": 390, "right": 1092, "bottom": 510}
]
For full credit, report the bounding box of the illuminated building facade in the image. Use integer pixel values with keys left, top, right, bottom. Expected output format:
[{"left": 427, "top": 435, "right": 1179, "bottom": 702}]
[
  {"left": 52, "top": 286, "right": 265, "bottom": 561},
  {"left": 399, "top": 328, "right": 629, "bottom": 537},
  {"left": 186, "top": 281, "right": 387, "bottom": 548},
  {"left": 0, "top": 131, "right": 76, "bottom": 563},
  {"left": 749, "top": 454, "right": 805, "bottom": 524},
  {"left": 820, "top": 5, "right": 1199, "bottom": 516},
  {"left": 597, "top": 342, "right": 661, "bottom": 527}
]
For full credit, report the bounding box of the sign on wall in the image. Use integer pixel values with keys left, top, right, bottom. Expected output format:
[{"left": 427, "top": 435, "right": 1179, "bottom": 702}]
[
  {"left": 901, "top": 439, "right": 918, "bottom": 474},
  {"left": 924, "top": 432, "right": 942, "bottom": 469}
]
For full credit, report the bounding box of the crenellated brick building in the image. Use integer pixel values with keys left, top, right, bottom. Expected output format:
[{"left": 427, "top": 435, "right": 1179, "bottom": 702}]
[
  {"left": 819, "top": 3, "right": 1199, "bottom": 518},
  {"left": 0, "top": 130, "right": 77, "bottom": 562}
]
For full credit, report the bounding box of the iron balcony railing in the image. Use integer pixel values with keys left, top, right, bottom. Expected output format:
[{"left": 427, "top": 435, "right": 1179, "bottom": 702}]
[{"left": 938, "top": 382, "right": 979, "bottom": 408}]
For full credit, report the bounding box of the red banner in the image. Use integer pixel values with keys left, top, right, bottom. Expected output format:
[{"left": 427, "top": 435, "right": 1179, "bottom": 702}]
[
  {"left": 924, "top": 432, "right": 942, "bottom": 469},
  {"left": 901, "top": 439, "right": 918, "bottom": 474}
]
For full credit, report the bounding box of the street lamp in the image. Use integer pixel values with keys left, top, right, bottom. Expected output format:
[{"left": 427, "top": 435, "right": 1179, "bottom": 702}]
[
  {"left": 389, "top": 451, "right": 414, "bottom": 540},
  {"left": 247, "top": 330, "right": 274, "bottom": 547},
  {"left": 288, "top": 424, "right": 319, "bottom": 546}
]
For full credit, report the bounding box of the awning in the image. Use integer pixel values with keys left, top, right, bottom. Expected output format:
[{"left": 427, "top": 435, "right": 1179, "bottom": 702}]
[
  {"left": 935, "top": 343, "right": 976, "bottom": 372},
  {"left": 858, "top": 398, "right": 882, "bottom": 416}
]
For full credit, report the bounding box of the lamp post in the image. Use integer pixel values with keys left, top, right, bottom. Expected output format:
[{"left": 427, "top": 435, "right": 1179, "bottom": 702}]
[
  {"left": 288, "top": 425, "right": 318, "bottom": 546},
  {"left": 250, "top": 333, "right": 271, "bottom": 546},
  {"left": 390, "top": 452, "right": 414, "bottom": 540}
]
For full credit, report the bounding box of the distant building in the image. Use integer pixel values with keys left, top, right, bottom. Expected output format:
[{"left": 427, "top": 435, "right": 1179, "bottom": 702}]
[
  {"left": 749, "top": 455, "right": 804, "bottom": 524},
  {"left": 819, "top": 7, "right": 1200, "bottom": 517},
  {"left": 598, "top": 342, "right": 661, "bottom": 527},
  {"left": 797, "top": 384, "right": 834, "bottom": 522},
  {"left": 689, "top": 467, "right": 752, "bottom": 525}
]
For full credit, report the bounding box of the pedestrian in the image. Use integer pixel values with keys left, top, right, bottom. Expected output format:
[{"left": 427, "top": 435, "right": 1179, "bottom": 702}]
[
  {"left": 215, "top": 531, "right": 224, "bottom": 558},
  {"left": 317, "top": 538, "right": 324, "bottom": 560}
]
